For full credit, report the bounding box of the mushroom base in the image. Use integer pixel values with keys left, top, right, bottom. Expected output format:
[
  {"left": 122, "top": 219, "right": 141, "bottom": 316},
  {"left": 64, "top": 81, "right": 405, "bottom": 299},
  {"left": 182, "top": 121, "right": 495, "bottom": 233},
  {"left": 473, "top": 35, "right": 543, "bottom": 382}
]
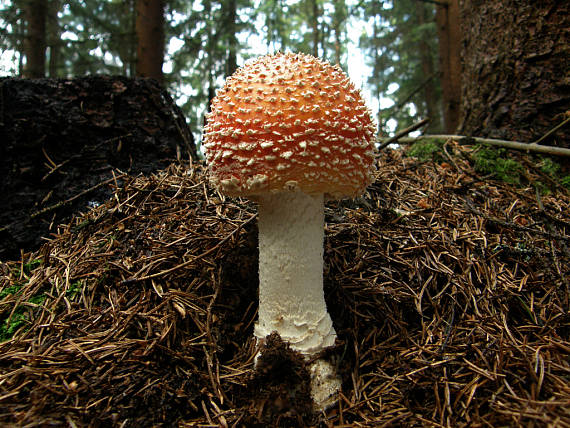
[{"left": 308, "top": 357, "right": 342, "bottom": 411}]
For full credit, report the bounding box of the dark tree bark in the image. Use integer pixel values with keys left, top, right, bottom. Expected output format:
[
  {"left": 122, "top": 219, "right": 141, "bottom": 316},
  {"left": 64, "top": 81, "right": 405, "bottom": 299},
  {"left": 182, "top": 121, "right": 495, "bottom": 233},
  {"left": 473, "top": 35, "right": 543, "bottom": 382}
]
[
  {"left": 135, "top": 0, "right": 165, "bottom": 83},
  {"left": 458, "top": 0, "right": 570, "bottom": 147},
  {"left": 46, "top": 0, "right": 61, "bottom": 77},
  {"left": 310, "top": 0, "right": 320, "bottom": 57},
  {"left": 417, "top": 3, "right": 442, "bottom": 133},
  {"left": 23, "top": 0, "right": 47, "bottom": 78},
  {"left": 436, "top": 0, "right": 461, "bottom": 133},
  {"left": 226, "top": 0, "right": 238, "bottom": 78}
]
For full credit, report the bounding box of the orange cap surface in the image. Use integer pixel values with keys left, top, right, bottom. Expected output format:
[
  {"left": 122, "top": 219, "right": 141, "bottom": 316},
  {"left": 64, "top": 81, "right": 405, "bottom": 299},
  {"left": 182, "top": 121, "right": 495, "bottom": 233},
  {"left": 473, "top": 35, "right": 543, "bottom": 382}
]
[{"left": 203, "top": 52, "right": 377, "bottom": 199}]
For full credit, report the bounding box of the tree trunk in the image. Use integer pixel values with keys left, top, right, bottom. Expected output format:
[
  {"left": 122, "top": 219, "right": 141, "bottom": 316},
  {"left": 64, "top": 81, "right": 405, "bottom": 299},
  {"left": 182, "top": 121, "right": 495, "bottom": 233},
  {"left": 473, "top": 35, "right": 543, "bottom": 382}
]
[
  {"left": 23, "top": 0, "right": 47, "bottom": 78},
  {"left": 458, "top": 0, "right": 570, "bottom": 147},
  {"left": 123, "top": 0, "right": 137, "bottom": 77},
  {"left": 46, "top": 0, "right": 61, "bottom": 78},
  {"left": 226, "top": 0, "right": 238, "bottom": 78},
  {"left": 436, "top": 0, "right": 461, "bottom": 133},
  {"left": 135, "top": 0, "right": 165, "bottom": 83},
  {"left": 332, "top": 0, "right": 345, "bottom": 66},
  {"left": 417, "top": 3, "right": 442, "bottom": 133},
  {"left": 310, "top": 0, "right": 320, "bottom": 57}
]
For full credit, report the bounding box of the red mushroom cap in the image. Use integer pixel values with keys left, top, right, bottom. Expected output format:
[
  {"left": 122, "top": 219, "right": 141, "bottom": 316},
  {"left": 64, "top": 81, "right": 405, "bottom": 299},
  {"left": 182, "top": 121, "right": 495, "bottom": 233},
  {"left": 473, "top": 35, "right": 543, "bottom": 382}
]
[{"left": 203, "top": 52, "right": 377, "bottom": 199}]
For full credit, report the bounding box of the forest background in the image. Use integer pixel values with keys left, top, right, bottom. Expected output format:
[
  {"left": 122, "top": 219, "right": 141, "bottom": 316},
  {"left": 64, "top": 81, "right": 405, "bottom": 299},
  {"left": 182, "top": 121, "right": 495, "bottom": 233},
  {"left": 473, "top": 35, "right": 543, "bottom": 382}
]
[{"left": 0, "top": 0, "right": 448, "bottom": 151}]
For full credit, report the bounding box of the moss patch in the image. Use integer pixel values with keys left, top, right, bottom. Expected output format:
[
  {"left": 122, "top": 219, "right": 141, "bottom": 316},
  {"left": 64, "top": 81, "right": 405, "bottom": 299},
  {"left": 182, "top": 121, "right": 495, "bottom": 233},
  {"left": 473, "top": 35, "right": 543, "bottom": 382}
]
[
  {"left": 407, "top": 139, "right": 443, "bottom": 162},
  {"left": 472, "top": 144, "right": 523, "bottom": 185}
]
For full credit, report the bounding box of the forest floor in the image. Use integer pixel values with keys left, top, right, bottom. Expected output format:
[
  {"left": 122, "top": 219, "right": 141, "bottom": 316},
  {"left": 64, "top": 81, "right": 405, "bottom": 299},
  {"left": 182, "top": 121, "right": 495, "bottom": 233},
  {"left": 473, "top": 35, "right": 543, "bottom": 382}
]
[{"left": 0, "top": 141, "right": 569, "bottom": 427}]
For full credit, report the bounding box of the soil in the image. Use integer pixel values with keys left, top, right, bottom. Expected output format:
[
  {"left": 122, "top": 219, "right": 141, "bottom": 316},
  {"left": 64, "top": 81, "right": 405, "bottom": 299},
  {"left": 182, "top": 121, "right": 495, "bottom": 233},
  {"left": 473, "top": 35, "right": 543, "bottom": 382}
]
[
  {"left": 243, "top": 333, "right": 315, "bottom": 426},
  {"left": 0, "top": 76, "right": 198, "bottom": 260}
]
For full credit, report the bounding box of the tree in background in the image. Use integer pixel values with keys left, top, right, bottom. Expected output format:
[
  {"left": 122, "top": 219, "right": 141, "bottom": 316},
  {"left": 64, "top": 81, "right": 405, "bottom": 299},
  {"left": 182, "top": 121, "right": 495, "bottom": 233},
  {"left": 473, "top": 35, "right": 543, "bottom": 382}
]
[
  {"left": 165, "top": 0, "right": 253, "bottom": 147},
  {"left": 285, "top": 0, "right": 322, "bottom": 57},
  {"left": 166, "top": 0, "right": 218, "bottom": 137},
  {"left": 0, "top": 2, "right": 23, "bottom": 75},
  {"left": 136, "top": 0, "right": 165, "bottom": 83},
  {"left": 360, "top": 0, "right": 443, "bottom": 135},
  {"left": 309, "top": 0, "right": 320, "bottom": 57},
  {"left": 118, "top": 0, "right": 138, "bottom": 78},
  {"left": 331, "top": 0, "right": 348, "bottom": 65},
  {"left": 0, "top": 0, "right": 446, "bottom": 141},
  {"left": 22, "top": 0, "right": 47, "bottom": 78},
  {"left": 259, "top": 0, "right": 291, "bottom": 51},
  {"left": 1, "top": 0, "right": 135, "bottom": 77},
  {"left": 278, "top": 0, "right": 350, "bottom": 68},
  {"left": 46, "top": 0, "right": 62, "bottom": 77},
  {"left": 225, "top": 0, "right": 238, "bottom": 77},
  {"left": 58, "top": 0, "right": 137, "bottom": 76},
  {"left": 459, "top": 0, "right": 569, "bottom": 147},
  {"left": 416, "top": 0, "right": 440, "bottom": 132},
  {"left": 436, "top": 0, "right": 461, "bottom": 133}
]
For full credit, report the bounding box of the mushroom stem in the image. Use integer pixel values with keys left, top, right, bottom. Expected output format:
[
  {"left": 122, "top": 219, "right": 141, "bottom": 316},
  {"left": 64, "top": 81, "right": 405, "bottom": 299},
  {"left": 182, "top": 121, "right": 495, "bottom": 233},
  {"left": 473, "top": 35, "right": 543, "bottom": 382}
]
[{"left": 254, "top": 191, "right": 336, "bottom": 354}]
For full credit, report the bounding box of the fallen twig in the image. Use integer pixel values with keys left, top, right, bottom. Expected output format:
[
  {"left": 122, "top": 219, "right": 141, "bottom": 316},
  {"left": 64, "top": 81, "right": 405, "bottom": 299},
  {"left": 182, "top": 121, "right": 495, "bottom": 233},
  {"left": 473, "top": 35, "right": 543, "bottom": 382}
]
[
  {"left": 532, "top": 115, "right": 570, "bottom": 146},
  {"left": 381, "top": 134, "right": 570, "bottom": 156},
  {"left": 377, "top": 118, "right": 430, "bottom": 151}
]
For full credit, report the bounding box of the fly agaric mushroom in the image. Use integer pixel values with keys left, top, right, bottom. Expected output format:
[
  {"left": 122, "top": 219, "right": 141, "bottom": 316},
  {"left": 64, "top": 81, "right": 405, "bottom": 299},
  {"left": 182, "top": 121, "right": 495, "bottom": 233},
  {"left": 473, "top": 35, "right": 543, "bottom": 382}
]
[{"left": 202, "top": 52, "right": 377, "bottom": 409}]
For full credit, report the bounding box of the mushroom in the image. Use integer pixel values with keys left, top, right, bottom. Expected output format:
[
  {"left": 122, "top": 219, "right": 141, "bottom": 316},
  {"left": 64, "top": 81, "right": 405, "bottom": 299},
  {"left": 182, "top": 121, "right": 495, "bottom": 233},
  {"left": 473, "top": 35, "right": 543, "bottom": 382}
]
[{"left": 202, "top": 52, "right": 377, "bottom": 409}]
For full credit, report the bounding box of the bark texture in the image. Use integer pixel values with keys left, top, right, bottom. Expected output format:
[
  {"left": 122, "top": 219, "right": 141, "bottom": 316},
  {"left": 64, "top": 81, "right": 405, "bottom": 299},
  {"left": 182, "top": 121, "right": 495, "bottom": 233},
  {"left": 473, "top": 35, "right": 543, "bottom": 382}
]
[
  {"left": 135, "top": 0, "right": 165, "bottom": 83},
  {"left": 458, "top": 0, "right": 570, "bottom": 147},
  {"left": 436, "top": 0, "right": 461, "bottom": 133},
  {"left": 226, "top": 0, "right": 238, "bottom": 78}
]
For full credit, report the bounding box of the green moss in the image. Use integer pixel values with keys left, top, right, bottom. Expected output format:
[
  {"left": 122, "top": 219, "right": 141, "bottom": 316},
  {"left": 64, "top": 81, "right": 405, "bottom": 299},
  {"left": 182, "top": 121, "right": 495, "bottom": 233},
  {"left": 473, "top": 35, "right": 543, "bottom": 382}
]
[
  {"left": 66, "top": 281, "right": 83, "bottom": 300},
  {"left": 0, "top": 259, "right": 46, "bottom": 342},
  {"left": 407, "top": 139, "right": 443, "bottom": 161},
  {"left": 0, "top": 310, "right": 28, "bottom": 341},
  {"left": 536, "top": 157, "right": 570, "bottom": 191},
  {"left": 538, "top": 157, "right": 570, "bottom": 191},
  {"left": 10, "top": 258, "right": 42, "bottom": 279},
  {"left": 0, "top": 290, "right": 45, "bottom": 342},
  {"left": 28, "top": 293, "right": 46, "bottom": 305},
  {"left": 539, "top": 158, "right": 561, "bottom": 177},
  {"left": 0, "top": 284, "right": 23, "bottom": 299},
  {"left": 533, "top": 181, "right": 551, "bottom": 196},
  {"left": 472, "top": 145, "right": 523, "bottom": 185}
]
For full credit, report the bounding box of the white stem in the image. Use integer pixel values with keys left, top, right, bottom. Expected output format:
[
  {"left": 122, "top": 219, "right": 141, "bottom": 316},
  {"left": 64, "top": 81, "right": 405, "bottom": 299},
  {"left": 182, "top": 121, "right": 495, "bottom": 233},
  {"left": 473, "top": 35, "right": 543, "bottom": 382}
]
[{"left": 254, "top": 192, "right": 336, "bottom": 354}]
